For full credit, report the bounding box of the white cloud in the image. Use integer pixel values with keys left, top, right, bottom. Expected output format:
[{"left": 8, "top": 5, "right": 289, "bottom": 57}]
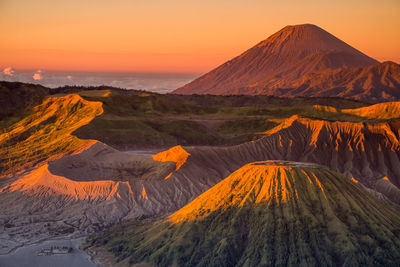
[
  {"left": 33, "top": 70, "right": 43, "bottom": 81},
  {"left": 2, "top": 67, "right": 15, "bottom": 76}
]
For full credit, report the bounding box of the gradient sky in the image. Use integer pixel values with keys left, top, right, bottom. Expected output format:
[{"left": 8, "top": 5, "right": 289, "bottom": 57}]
[{"left": 1, "top": 0, "right": 399, "bottom": 73}]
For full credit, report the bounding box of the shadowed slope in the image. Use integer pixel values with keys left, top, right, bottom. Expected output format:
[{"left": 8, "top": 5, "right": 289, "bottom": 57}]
[
  {"left": 0, "top": 82, "right": 50, "bottom": 129},
  {"left": 282, "top": 61, "right": 400, "bottom": 102},
  {"left": 94, "top": 162, "right": 400, "bottom": 267}
]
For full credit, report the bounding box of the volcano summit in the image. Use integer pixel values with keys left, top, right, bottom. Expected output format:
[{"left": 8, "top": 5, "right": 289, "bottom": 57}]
[{"left": 174, "top": 24, "right": 400, "bottom": 102}]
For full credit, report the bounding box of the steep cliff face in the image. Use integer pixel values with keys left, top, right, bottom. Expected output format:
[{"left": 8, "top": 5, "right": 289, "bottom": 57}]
[{"left": 94, "top": 162, "right": 400, "bottom": 267}]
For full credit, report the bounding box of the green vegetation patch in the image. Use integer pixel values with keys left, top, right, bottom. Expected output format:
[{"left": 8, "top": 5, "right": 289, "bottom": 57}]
[
  {"left": 217, "top": 118, "right": 277, "bottom": 135},
  {"left": 99, "top": 94, "right": 217, "bottom": 117},
  {"left": 73, "top": 118, "right": 173, "bottom": 148},
  {"left": 90, "top": 201, "right": 400, "bottom": 267},
  {"left": 0, "top": 82, "right": 385, "bottom": 150},
  {"left": 0, "top": 82, "right": 49, "bottom": 130}
]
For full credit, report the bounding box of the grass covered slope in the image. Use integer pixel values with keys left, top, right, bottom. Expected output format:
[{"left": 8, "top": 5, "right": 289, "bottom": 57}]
[
  {"left": 342, "top": 102, "right": 400, "bottom": 119},
  {"left": 64, "top": 86, "right": 368, "bottom": 148},
  {"left": 0, "top": 82, "right": 371, "bottom": 149},
  {"left": 0, "top": 94, "right": 103, "bottom": 175},
  {"left": 91, "top": 161, "right": 400, "bottom": 267}
]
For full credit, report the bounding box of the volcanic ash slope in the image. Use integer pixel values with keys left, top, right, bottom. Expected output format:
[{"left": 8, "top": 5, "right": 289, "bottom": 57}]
[
  {"left": 172, "top": 115, "right": 400, "bottom": 206},
  {"left": 94, "top": 161, "right": 400, "bottom": 267},
  {"left": 0, "top": 143, "right": 208, "bottom": 251}
]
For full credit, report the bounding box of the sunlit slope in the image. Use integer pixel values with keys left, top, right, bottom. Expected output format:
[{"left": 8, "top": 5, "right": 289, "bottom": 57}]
[
  {"left": 342, "top": 102, "right": 400, "bottom": 119},
  {"left": 153, "top": 145, "right": 190, "bottom": 170},
  {"left": 94, "top": 162, "right": 400, "bottom": 266},
  {"left": 2, "top": 164, "right": 132, "bottom": 201},
  {"left": 312, "top": 102, "right": 400, "bottom": 120},
  {"left": 152, "top": 145, "right": 191, "bottom": 179},
  {"left": 0, "top": 94, "right": 103, "bottom": 175},
  {"left": 156, "top": 115, "right": 400, "bottom": 206},
  {"left": 0, "top": 143, "right": 206, "bottom": 244},
  {"left": 170, "top": 161, "right": 328, "bottom": 223}
]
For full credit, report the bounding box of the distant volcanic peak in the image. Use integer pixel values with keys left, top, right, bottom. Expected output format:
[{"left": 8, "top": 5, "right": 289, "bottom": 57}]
[
  {"left": 256, "top": 24, "right": 377, "bottom": 61},
  {"left": 169, "top": 161, "right": 336, "bottom": 223},
  {"left": 174, "top": 24, "right": 380, "bottom": 96}
]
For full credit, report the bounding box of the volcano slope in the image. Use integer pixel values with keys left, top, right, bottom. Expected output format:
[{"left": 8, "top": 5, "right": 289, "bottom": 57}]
[
  {"left": 0, "top": 94, "right": 103, "bottom": 175},
  {"left": 1, "top": 93, "right": 400, "bottom": 254},
  {"left": 173, "top": 24, "right": 400, "bottom": 102},
  {"left": 165, "top": 115, "right": 400, "bottom": 207},
  {"left": 0, "top": 142, "right": 179, "bottom": 253},
  {"left": 0, "top": 81, "right": 369, "bottom": 149},
  {"left": 2, "top": 107, "right": 400, "bottom": 252},
  {"left": 91, "top": 161, "right": 400, "bottom": 267}
]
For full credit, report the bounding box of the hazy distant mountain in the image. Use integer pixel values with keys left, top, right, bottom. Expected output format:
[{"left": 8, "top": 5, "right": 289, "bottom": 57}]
[
  {"left": 0, "top": 70, "right": 196, "bottom": 93},
  {"left": 174, "top": 24, "right": 400, "bottom": 102}
]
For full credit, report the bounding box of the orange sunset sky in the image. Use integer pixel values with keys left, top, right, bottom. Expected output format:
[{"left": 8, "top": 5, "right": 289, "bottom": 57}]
[{"left": 0, "top": 0, "right": 399, "bottom": 73}]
